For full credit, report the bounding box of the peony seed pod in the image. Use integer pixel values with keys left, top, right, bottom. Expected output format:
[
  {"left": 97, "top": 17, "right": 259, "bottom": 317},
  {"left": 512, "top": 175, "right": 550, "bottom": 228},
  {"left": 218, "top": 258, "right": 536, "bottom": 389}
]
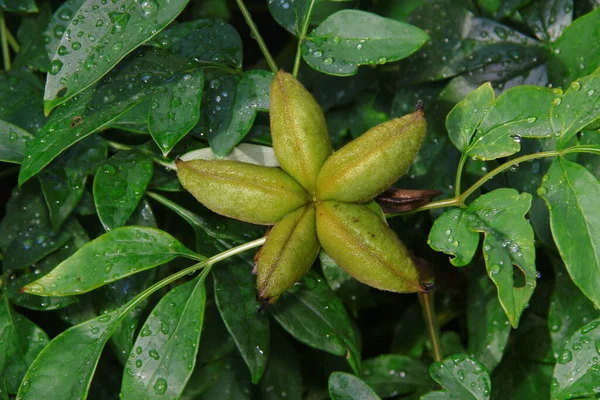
[
  {"left": 270, "top": 70, "right": 332, "bottom": 194},
  {"left": 316, "top": 201, "right": 423, "bottom": 293},
  {"left": 177, "top": 159, "right": 309, "bottom": 225},
  {"left": 316, "top": 108, "right": 426, "bottom": 203},
  {"left": 256, "top": 205, "right": 320, "bottom": 301}
]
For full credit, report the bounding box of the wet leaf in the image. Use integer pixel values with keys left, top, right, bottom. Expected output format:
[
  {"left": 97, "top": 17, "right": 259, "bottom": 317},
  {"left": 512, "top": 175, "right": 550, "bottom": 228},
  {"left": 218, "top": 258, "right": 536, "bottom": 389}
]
[
  {"left": 539, "top": 158, "right": 600, "bottom": 308},
  {"left": 0, "top": 70, "right": 45, "bottom": 134},
  {"left": 43, "top": 0, "right": 87, "bottom": 59},
  {"left": 0, "top": 293, "right": 49, "bottom": 394},
  {"left": 22, "top": 227, "right": 201, "bottom": 296},
  {"left": 421, "top": 354, "right": 491, "bottom": 400},
  {"left": 121, "top": 277, "right": 206, "bottom": 400},
  {"left": 258, "top": 332, "right": 302, "bottom": 400},
  {"left": 271, "top": 271, "right": 361, "bottom": 375},
  {"left": 0, "top": 119, "right": 33, "bottom": 164},
  {"left": 43, "top": 0, "right": 191, "bottom": 113},
  {"left": 0, "top": 0, "right": 37, "bottom": 13},
  {"left": 551, "top": 319, "right": 600, "bottom": 399},
  {"left": 329, "top": 372, "right": 379, "bottom": 400},
  {"left": 205, "top": 70, "right": 272, "bottom": 156},
  {"left": 303, "top": 10, "right": 428, "bottom": 76},
  {"left": 213, "top": 257, "right": 270, "bottom": 384},
  {"left": 521, "top": 0, "right": 573, "bottom": 42},
  {"left": 93, "top": 151, "right": 153, "bottom": 230},
  {"left": 548, "top": 6, "right": 600, "bottom": 88},
  {"left": 428, "top": 208, "right": 479, "bottom": 267},
  {"left": 12, "top": 3, "right": 52, "bottom": 72},
  {"left": 361, "top": 355, "right": 432, "bottom": 398}
]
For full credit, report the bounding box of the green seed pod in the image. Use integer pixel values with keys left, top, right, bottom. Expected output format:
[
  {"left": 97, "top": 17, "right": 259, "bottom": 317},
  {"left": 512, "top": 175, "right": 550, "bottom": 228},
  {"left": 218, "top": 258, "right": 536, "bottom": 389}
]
[
  {"left": 316, "top": 201, "right": 423, "bottom": 293},
  {"left": 177, "top": 159, "right": 309, "bottom": 225},
  {"left": 316, "top": 108, "right": 426, "bottom": 203},
  {"left": 257, "top": 205, "right": 320, "bottom": 300},
  {"left": 270, "top": 70, "right": 332, "bottom": 194}
]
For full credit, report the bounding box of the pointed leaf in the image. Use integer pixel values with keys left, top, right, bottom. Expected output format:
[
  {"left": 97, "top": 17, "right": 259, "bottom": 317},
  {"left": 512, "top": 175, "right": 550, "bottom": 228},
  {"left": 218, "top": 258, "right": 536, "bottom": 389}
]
[
  {"left": 0, "top": 293, "right": 49, "bottom": 394},
  {"left": 303, "top": 10, "right": 428, "bottom": 76},
  {"left": 213, "top": 258, "right": 270, "bottom": 384},
  {"left": 23, "top": 227, "right": 201, "bottom": 296},
  {"left": 421, "top": 354, "right": 491, "bottom": 400},
  {"left": 121, "top": 277, "right": 206, "bottom": 399},
  {"left": 205, "top": 70, "right": 272, "bottom": 156},
  {"left": 3, "top": 228, "right": 72, "bottom": 271},
  {"left": 552, "top": 319, "right": 600, "bottom": 399},
  {"left": 428, "top": 208, "right": 479, "bottom": 267},
  {"left": 43, "top": 0, "right": 191, "bottom": 113},
  {"left": 521, "top": 0, "right": 573, "bottom": 42},
  {"left": 551, "top": 67, "right": 600, "bottom": 146},
  {"left": 0, "top": 119, "right": 34, "bottom": 164},
  {"left": 149, "top": 70, "right": 204, "bottom": 155},
  {"left": 271, "top": 271, "right": 361, "bottom": 375},
  {"left": 329, "top": 372, "right": 380, "bottom": 400},
  {"left": 539, "top": 158, "right": 600, "bottom": 308},
  {"left": 93, "top": 152, "right": 153, "bottom": 230}
]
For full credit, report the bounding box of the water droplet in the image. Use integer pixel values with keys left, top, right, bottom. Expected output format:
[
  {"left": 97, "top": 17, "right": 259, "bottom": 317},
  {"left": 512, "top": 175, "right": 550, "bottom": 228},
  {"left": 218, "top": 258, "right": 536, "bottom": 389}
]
[
  {"left": 527, "top": 117, "right": 536, "bottom": 123},
  {"left": 489, "top": 264, "right": 500, "bottom": 275},
  {"left": 153, "top": 378, "right": 168, "bottom": 395},
  {"left": 323, "top": 57, "right": 333, "bottom": 65},
  {"left": 553, "top": 97, "right": 562, "bottom": 106},
  {"left": 313, "top": 50, "right": 323, "bottom": 58},
  {"left": 569, "top": 81, "right": 581, "bottom": 91},
  {"left": 149, "top": 349, "right": 160, "bottom": 360},
  {"left": 59, "top": 8, "right": 73, "bottom": 21},
  {"left": 49, "top": 60, "right": 64, "bottom": 75},
  {"left": 558, "top": 349, "right": 572, "bottom": 364},
  {"left": 140, "top": 0, "right": 159, "bottom": 17},
  {"left": 98, "top": 314, "right": 111, "bottom": 322},
  {"left": 356, "top": 43, "right": 363, "bottom": 50},
  {"left": 511, "top": 135, "right": 521, "bottom": 143},
  {"left": 537, "top": 187, "right": 547, "bottom": 196},
  {"left": 72, "top": 41, "right": 81, "bottom": 50},
  {"left": 135, "top": 359, "right": 143, "bottom": 368},
  {"left": 377, "top": 56, "right": 387, "bottom": 64},
  {"left": 588, "top": 89, "right": 596, "bottom": 96},
  {"left": 58, "top": 45, "right": 68, "bottom": 56},
  {"left": 140, "top": 326, "right": 152, "bottom": 337}
]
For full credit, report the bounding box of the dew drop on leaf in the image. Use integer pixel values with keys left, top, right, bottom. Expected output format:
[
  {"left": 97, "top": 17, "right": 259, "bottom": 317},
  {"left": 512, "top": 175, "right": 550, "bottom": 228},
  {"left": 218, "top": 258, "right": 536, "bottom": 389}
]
[{"left": 153, "top": 378, "right": 168, "bottom": 395}]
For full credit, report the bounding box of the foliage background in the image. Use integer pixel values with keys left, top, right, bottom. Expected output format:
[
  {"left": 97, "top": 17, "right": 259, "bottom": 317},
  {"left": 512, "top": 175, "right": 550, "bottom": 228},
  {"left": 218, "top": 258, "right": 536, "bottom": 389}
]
[{"left": 0, "top": 0, "right": 599, "bottom": 399}]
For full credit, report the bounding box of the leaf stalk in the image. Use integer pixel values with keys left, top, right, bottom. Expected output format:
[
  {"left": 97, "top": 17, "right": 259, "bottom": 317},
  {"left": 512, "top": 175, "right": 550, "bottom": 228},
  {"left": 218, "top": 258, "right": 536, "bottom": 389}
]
[
  {"left": 292, "top": 0, "right": 316, "bottom": 77},
  {"left": 0, "top": 11, "right": 11, "bottom": 71},
  {"left": 234, "top": 0, "right": 278, "bottom": 74}
]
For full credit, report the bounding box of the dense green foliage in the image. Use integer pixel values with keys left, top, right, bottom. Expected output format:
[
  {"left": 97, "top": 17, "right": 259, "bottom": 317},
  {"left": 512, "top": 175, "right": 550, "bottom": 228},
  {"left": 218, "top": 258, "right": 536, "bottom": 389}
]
[{"left": 0, "top": 0, "right": 599, "bottom": 399}]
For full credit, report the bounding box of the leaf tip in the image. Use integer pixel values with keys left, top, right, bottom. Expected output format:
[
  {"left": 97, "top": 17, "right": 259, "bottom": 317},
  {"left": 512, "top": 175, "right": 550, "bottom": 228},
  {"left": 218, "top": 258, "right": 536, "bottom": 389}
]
[{"left": 21, "top": 282, "right": 45, "bottom": 295}]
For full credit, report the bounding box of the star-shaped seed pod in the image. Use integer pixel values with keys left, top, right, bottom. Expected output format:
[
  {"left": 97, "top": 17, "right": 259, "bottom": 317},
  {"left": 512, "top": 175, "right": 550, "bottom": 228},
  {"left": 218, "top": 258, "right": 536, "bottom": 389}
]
[{"left": 177, "top": 71, "right": 429, "bottom": 302}]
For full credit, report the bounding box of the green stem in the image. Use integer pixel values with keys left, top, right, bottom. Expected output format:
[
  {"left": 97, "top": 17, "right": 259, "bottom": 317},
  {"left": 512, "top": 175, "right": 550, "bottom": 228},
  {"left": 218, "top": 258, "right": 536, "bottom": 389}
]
[
  {"left": 418, "top": 291, "right": 442, "bottom": 362},
  {"left": 390, "top": 145, "right": 599, "bottom": 217},
  {"left": 454, "top": 154, "right": 467, "bottom": 198},
  {"left": 234, "top": 0, "right": 278, "bottom": 74},
  {"left": 105, "top": 140, "right": 177, "bottom": 170},
  {"left": 0, "top": 11, "right": 11, "bottom": 71},
  {"left": 5, "top": 26, "right": 19, "bottom": 53},
  {"left": 292, "top": 0, "right": 316, "bottom": 77}
]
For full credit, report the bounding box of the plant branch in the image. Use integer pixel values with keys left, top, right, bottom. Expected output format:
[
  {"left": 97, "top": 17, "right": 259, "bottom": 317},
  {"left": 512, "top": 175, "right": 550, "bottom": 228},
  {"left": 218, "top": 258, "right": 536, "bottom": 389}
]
[
  {"left": 105, "top": 140, "right": 177, "bottom": 170},
  {"left": 0, "top": 11, "right": 11, "bottom": 71},
  {"left": 234, "top": 0, "right": 278, "bottom": 74},
  {"left": 418, "top": 291, "right": 442, "bottom": 362},
  {"left": 292, "top": 0, "right": 316, "bottom": 77},
  {"left": 454, "top": 154, "right": 467, "bottom": 198},
  {"left": 5, "top": 26, "right": 19, "bottom": 53}
]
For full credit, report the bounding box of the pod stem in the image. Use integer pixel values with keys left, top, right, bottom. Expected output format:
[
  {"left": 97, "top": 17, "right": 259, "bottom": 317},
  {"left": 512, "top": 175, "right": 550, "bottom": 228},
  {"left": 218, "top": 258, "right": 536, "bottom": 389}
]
[
  {"left": 418, "top": 291, "right": 442, "bottom": 362},
  {"left": 0, "top": 11, "right": 10, "bottom": 71},
  {"left": 234, "top": 0, "right": 278, "bottom": 74}
]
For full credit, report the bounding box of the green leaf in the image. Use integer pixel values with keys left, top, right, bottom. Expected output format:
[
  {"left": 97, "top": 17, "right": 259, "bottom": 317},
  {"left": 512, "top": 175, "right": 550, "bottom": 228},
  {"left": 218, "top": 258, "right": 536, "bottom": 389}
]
[
  {"left": 105, "top": 100, "right": 151, "bottom": 133},
  {"left": 445, "top": 83, "right": 495, "bottom": 154},
  {"left": 16, "top": 307, "right": 123, "bottom": 399},
  {"left": 466, "top": 189, "right": 536, "bottom": 328},
  {"left": 39, "top": 137, "right": 107, "bottom": 230},
  {"left": 329, "top": 372, "right": 380, "bottom": 400},
  {"left": 302, "top": 10, "right": 428, "bottom": 76},
  {"left": 428, "top": 209, "right": 479, "bottom": 267},
  {"left": 548, "top": 6, "right": 600, "bottom": 88},
  {"left": 361, "top": 355, "right": 432, "bottom": 398},
  {"left": 521, "top": 0, "right": 574, "bottom": 42},
  {"left": 93, "top": 151, "right": 153, "bottom": 230},
  {"left": 147, "top": 19, "right": 243, "bottom": 71},
  {"left": 539, "top": 158, "right": 600, "bottom": 308},
  {"left": 0, "top": 0, "right": 37, "bottom": 13},
  {"left": 12, "top": 3, "right": 52, "bottom": 72},
  {"left": 43, "top": 0, "right": 191, "bottom": 114},
  {"left": 22, "top": 227, "right": 201, "bottom": 296},
  {"left": 258, "top": 332, "right": 302, "bottom": 400},
  {"left": 0, "top": 182, "right": 50, "bottom": 253},
  {"left": 0, "top": 293, "right": 49, "bottom": 394},
  {"left": 421, "top": 354, "right": 491, "bottom": 400},
  {"left": 551, "top": 319, "right": 600, "bottom": 399},
  {"left": 267, "top": 0, "right": 310, "bottom": 36},
  {"left": 121, "top": 277, "right": 206, "bottom": 399},
  {"left": 549, "top": 258, "right": 600, "bottom": 357},
  {"left": 3, "top": 229, "right": 72, "bottom": 271},
  {"left": 467, "top": 268, "right": 511, "bottom": 372},
  {"left": 271, "top": 271, "right": 361, "bottom": 375},
  {"left": 213, "top": 258, "right": 270, "bottom": 384},
  {"left": 193, "top": 355, "right": 252, "bottom": 400},
  {"left": 467, "top": 86, "right": 557, "bottom": 160},
  {"left": 0, "top": 70, "right": 45, "bottom": 134},
  {"left": 205, "top": 70, "right": 272, "bottom": 156},
  {"left": 491, "top": 351, "right": 553, "bottom": 400},
  {"left": 149, "top": 70, "right": 204, "bottom": 156},
  {"left": 551, "top": 67, "right": 600, "bottom": 146},
  {"left": 0, "top": 119, "right": 33, "bottom": 164},
  {"left": 397, "top": 1, "right": 547, "bottom": 85},
  {"left": 44, "top": 0, "right": 87, "bottom": 59}
]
